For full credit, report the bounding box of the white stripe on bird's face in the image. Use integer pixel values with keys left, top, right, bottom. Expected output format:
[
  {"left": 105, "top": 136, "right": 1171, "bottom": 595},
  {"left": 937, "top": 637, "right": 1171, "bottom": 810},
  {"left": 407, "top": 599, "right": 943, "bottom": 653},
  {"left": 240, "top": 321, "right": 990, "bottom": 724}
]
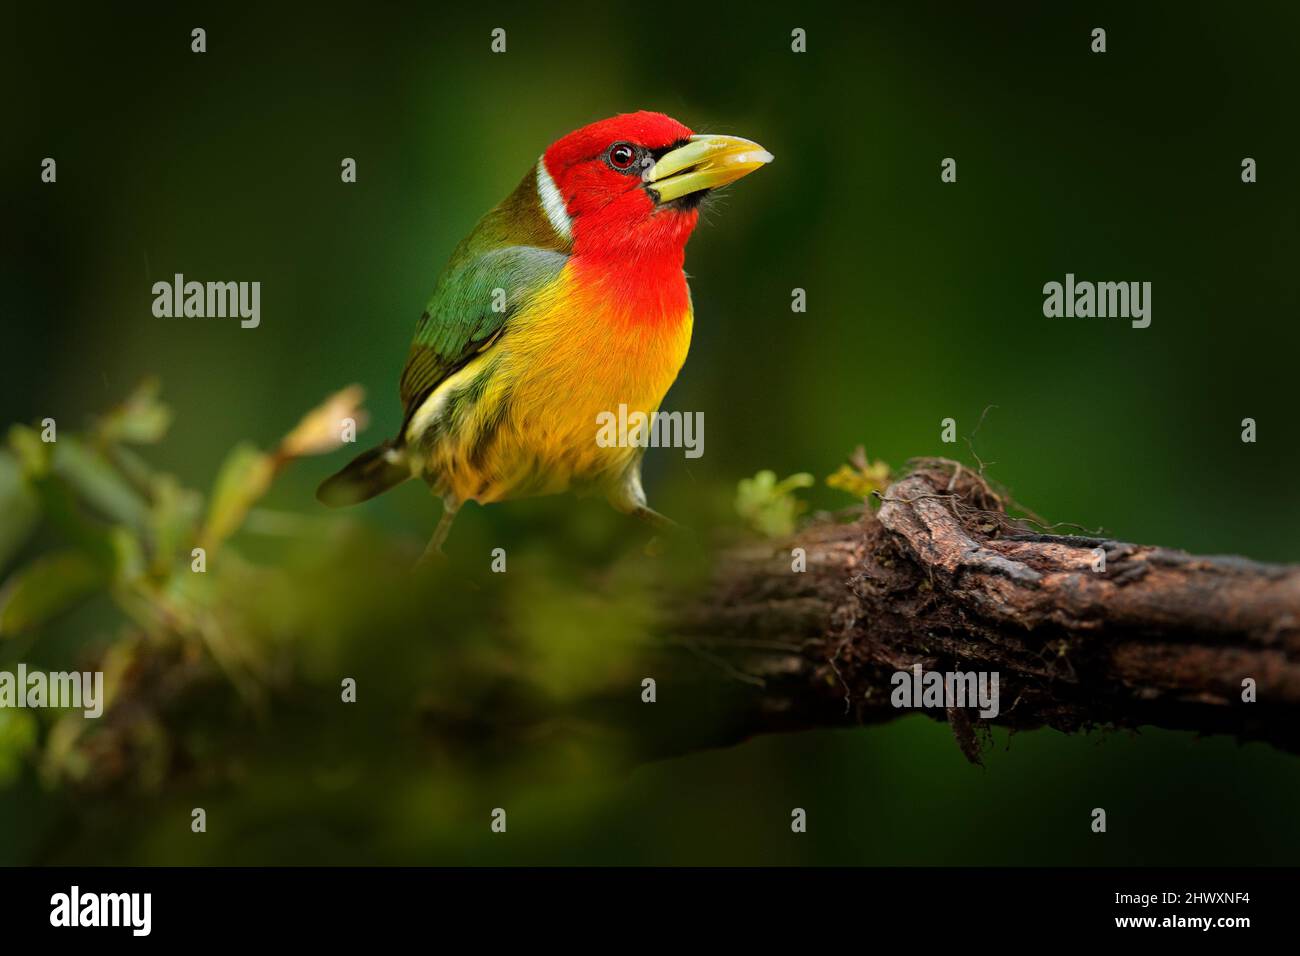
[{"left": 535, "top": 157, "right": 573, "bottom": 243}]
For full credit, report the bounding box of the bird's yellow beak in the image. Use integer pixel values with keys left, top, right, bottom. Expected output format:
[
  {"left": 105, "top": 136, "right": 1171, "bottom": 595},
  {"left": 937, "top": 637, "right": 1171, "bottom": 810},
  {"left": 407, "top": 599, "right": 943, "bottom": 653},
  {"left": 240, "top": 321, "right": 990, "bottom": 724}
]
[{"left": 644, "top": 134, "right": 773, "bottom": 203}]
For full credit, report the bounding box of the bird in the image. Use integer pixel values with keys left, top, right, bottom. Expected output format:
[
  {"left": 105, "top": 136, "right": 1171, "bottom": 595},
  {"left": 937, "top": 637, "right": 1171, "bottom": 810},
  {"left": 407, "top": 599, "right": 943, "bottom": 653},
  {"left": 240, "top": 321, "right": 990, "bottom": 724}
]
[{"left": 316, "top": 111, "right": 772, "bottom": 557}]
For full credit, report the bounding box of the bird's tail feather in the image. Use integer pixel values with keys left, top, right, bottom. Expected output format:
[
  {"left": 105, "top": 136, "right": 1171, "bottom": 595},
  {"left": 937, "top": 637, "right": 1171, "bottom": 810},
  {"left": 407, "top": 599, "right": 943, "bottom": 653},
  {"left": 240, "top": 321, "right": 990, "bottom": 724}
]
[{"left": 316, "top": 441, "right": 412, "bottom": 507}]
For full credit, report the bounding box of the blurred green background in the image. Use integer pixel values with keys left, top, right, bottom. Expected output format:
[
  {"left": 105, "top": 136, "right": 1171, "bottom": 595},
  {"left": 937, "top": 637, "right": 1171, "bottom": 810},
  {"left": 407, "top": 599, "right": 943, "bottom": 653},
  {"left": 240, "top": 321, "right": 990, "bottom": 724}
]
[{"left": 2, "top": 0, "right": 1299, "bottom": 865}]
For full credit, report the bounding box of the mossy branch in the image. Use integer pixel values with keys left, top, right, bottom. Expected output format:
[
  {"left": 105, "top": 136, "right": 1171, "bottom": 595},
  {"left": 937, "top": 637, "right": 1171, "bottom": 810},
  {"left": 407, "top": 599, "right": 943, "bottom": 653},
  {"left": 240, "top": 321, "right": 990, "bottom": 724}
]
[{"left": 639, "top": 460, "right": 1300, "bottom": 763}]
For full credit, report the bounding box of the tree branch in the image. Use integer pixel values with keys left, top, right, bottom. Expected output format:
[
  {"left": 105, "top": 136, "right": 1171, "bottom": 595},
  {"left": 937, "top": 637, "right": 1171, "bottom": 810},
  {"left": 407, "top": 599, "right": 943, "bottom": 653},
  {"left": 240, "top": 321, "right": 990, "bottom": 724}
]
[{"left": 646, "top": 460, "right": 1300, "bottom": 762}]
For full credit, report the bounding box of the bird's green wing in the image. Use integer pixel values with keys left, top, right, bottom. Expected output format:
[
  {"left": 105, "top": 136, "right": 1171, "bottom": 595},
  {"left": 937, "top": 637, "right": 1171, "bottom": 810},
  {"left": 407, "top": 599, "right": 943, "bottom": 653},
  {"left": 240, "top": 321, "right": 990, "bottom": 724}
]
[{"left": 397, "top": 243, "right": 566, "bottom": 439}]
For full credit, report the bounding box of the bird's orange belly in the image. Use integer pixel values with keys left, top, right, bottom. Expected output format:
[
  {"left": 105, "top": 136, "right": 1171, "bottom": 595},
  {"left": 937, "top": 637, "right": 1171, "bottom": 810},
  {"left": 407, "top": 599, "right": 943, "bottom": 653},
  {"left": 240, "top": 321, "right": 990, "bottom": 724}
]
[{"left": 421, "top": 267, "right": 694, "bottom": 505}]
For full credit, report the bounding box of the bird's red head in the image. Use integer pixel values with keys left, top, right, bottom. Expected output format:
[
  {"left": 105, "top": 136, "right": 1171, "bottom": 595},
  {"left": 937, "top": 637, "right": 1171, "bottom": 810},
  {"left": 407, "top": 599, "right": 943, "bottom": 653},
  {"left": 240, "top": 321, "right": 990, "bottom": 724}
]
[{"left": 538, "top": 111, "right": 772, "bottom": 259}]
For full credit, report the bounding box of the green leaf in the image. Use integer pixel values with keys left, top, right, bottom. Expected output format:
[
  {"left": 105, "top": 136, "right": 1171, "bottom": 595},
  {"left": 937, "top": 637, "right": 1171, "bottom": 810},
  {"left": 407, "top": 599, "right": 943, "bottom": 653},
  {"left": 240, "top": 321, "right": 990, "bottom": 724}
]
[
  {"left": 0, "top": 450, "right": 40, "bottom": 572},
  {"left": 0, "top": 550, "right": 109, "bottom": 636},
  {"left": 148, "top": 473, "right": 200, "bottom": 576},
  {"left": 52, "top": 437, "right": 149, "bottom": 530},
  {"left": 93, "top": 377, "right": 172, "bottom": 444},
  {"left": 7, "top": 424, "right": 52, "bottom": 477},
  {"left": 28, "top": 475, "right": 119, "bottom": 565},
  {"left": 826, "top": 447, "right": 891, "bottom": 501},
  {"left": 735, "top": 470, "right": 815, "bottom": 538},
  {"left": 200, "top": 443, "right": 276, "bottom": 552},
  {"left": 0, "top": 710, "right": 38, "bottom": 786}
]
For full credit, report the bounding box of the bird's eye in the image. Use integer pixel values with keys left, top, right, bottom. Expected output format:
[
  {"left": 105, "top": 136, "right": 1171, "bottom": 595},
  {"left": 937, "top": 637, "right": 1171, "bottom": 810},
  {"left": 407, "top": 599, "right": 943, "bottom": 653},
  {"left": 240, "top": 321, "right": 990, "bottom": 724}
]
[{"left": 606, "top": 142, "right": 638, "bottom": 172}]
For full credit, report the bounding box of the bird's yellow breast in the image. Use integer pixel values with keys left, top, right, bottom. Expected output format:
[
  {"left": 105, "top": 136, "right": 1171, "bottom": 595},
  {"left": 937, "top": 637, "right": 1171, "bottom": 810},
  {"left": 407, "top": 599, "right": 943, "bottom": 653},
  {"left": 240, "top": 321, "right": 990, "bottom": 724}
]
[{"left": 406, "top": 262, "right": 693, "bottom": 505}]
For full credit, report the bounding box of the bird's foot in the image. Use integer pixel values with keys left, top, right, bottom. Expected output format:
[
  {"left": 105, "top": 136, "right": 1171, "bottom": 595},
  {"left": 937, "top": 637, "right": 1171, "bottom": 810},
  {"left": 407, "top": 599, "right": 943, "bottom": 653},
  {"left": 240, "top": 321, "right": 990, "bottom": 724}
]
[
  {"left": 631, "top": 506, "right": 693, "bottom": 556},
  {"left": 413, "top": 496, "right": 460, "bottom": 570},
  {"left": 414, "top": 540, "right": 449, "bottom": 570}
]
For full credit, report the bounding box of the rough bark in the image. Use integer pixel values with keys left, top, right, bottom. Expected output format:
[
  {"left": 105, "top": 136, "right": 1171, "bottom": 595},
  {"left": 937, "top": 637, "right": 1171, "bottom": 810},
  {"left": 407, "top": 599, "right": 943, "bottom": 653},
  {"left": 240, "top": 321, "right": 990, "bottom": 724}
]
[{"left": 651, "top": 459, "right": 1300, "bottom": 762}]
